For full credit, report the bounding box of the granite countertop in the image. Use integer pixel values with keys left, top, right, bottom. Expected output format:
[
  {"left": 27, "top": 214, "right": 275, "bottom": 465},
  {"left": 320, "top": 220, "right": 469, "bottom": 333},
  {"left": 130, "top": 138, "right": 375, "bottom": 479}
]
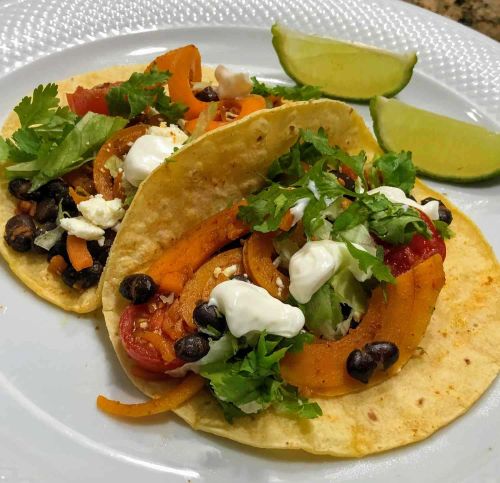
[{"left": 405, "top": 0, "right": 500, "bottom": 41}]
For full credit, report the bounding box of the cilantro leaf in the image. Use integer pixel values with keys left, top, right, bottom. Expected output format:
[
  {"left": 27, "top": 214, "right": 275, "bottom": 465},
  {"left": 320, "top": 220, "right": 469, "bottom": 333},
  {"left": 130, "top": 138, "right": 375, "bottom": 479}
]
[
  {"left": 434, "top": 220, "right": 454, "bottom": 239},
  {"left": 333, "top": 193, "right": 431, "bottom": 245},
  {"left": 251, "top": 77, "right": 322, "bottom": 101},
  {"left": 238, "top": 184, "right": 311, "bottom": 233},
  {"left": 0, "top": 138, "right": 8, "bottom": 161},
  {"left": 14, "top": 83, "right": 60, "bottom": 127},
  {"left": 106, "top": 69, "right": 187, "bottom": 122},
  {"left": 371, "top": 151, "right": 416, "bottom": 195},
  {"left": 200, "top": 332, "right": 320, "bottom": 422},
  {"left": 344, "top": 240, "right": 395, "bottom": 283}
]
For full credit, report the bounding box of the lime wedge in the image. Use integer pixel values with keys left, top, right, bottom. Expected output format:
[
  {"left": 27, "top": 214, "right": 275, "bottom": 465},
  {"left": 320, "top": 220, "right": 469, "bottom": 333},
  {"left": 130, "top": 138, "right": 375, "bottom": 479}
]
[
  {"left": 371, "top": 96, "right": 500, "bottom": 182},
  {"left": 271, "top": 24, "right": 417, "bottom": 101}
]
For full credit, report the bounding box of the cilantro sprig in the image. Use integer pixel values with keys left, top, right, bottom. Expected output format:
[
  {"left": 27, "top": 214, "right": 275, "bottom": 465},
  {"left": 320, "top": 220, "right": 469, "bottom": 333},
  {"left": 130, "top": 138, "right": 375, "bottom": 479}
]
[
  {"left": 201, "top": 332, "right": 321, "bottom": 422},
  {"left": 106, "top": 68, "right": 187, "bottom": 123},
  {"left": 251, "top": 77, "right": 322, "bottom": 101}
]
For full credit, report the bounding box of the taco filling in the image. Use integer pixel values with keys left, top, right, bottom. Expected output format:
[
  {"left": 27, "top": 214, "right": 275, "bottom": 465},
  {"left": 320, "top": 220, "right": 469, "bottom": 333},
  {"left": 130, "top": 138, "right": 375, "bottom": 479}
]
[
  {"left": 98, "top": 128, "right": 452, "bottom": 420},
  {"left": 0, "top": 44, "right": 315, "bottom": 307}
]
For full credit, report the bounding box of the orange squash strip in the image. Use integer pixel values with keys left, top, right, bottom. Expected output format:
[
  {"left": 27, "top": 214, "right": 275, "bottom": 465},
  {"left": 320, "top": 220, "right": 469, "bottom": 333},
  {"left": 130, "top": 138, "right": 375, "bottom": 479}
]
[
  {"left": 147, "top": 45, "right": 207, "bottom": 121},
  {"left": 96, "top": 373, "right": 205, "bottom": 418},
  {"left": 243, "top": 232, "right": 289, "bottom": 301},
  {"left": 184, "top": 119, "right": 226, "bottom": 135},
  {"left": 148, "top": 201, "right": 249, "bottom": 294},
  {"left": 66, "top": 235, "right": 93, "bottom": 272},
  {"left": 93, "top": 124, "right": 149, "bottom": 200},
  {"left": 279, "top": 210, "right": 295, "bottom": 231},
  {"left": 136, "top": 331, "right": 176, "bottom": 364},
  {"left": 179, "top": 248, "right": 243, "bottom": 328},
  {"left": 48, "top": 255, "right": 68, "bottom": 276},
  {"left": 69, "top": 187, "right": 90, "bottom": 204}
]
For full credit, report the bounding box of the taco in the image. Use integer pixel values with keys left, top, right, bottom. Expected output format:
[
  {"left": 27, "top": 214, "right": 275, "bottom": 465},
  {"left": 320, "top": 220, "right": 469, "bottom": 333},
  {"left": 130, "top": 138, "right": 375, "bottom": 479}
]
[
  {"left": 99, "top": 98, "right": 500, "bottom": 456},
  {"left": 0, "top": 44, "right": 306, "bottom": 313}
]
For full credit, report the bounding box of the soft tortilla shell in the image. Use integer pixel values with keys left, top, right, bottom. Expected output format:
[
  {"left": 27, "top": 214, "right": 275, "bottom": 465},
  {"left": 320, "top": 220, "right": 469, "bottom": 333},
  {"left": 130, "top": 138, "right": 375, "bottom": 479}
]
[
  {"left": 101, "top": 100, "right": 500, "bottom": 456},
  {"left": 0, "top": 64, "right": 214, "bottom": 313}
]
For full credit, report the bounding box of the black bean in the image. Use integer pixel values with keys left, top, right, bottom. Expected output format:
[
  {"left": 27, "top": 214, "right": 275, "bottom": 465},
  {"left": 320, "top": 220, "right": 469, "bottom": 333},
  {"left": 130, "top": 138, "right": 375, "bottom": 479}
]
[
  {"left": 88, "top": 230, "right": 116, "bottom": 264},
  {"left": 119, "top": 274, "right": 157, "bottom": 304},
  {"left": 174, "top": 333, "right": 210, "bottom": 362},
  {"left": 43, "top": 179, "right": 69, "bottom": 202},
  {"left": 421, "top": 197, "right": 453, "bottom": 225},
  {"left": 4, "top": 214, "right": 36, "bottom": 252},
  {"left": 334, "top": 171, "right": 356, "bottom": 192},
  {"left": 8, "top": 178, "right": 43, "bottom": 201},
  {"left": 346, "top": 349, "right": 377, "bottom": 384},
  {"left": 62, "top": 265, "right": 80, "bottom": 288},
  {"left": 340, "top": 303, "right": 352, "bottom": 320},
  {"left": 62, "top": 260, "right": 103, "bottom": 289},
  {"left": 364, "top": 341, "right": 399, "bottom": 370},
  {"left": 47, "top": 233, "right": 68, "bottom": 262},
  {"left": 194, "top": 86, "right": 219, "bottom": 102},
  {"left": 232, "top": 274, "right": 251, "bottom": 283},
  {"left": 193, "top": 301, "right": 226, "bottom": 332},
  {"left": 78, "top": 261, "right": 103, "bottom": 289},
  {"left": 35, "top": 198, "right": 58, "bottom": 223},
  {"left": 61, "top": 194, "right": 79, "bottom": 217}
]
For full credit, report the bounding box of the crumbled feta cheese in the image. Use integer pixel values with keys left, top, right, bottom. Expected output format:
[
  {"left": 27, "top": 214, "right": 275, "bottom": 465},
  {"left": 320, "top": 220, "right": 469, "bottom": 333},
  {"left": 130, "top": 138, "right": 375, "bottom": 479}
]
[
  {"left": 77, "top": 194, "right": 125, "bottom": 229},
  {"left": 213, "top": 266, "right": 222, "bottom": 278},
  {"left": 222, "top": 264, "right": 239, "bottom": 278},
  {"left": 60, "top": 217, "right": 105, "bottom": 241},
  {"left": 214, "top": 65, "right": 253, "bottom": 99},
  {"left": 272, "top": 256, "right": 281, "bottom": 268},
  {"left": 139, "top": 321, "right": 148, "bottom": 329},
  {"left": 276, "top": 277, "right": 284, "bottom": 289}
]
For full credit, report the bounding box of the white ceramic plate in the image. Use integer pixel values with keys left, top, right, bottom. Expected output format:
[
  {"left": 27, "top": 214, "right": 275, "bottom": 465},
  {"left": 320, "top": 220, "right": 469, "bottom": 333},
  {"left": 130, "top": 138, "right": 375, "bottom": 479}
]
[{"left": 0, "top": 1, "right": 498, "bottom": 482}]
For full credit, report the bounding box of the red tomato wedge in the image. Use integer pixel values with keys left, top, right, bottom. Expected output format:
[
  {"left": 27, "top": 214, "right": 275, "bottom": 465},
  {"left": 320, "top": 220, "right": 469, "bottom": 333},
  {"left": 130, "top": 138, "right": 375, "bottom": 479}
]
[
  {"left": 383, "top": 212, "right": 446, "bottom": 276},
  {"left": 119, "top": 299, "right": 187, "bottom": 373},
  {"left": 66, "top": 82, "right": 121, "bottom": 116}
]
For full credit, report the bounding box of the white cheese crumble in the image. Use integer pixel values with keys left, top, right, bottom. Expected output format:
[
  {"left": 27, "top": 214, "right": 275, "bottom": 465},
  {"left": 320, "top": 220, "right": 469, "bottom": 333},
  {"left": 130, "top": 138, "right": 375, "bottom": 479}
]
[
  {"left": 214, "top": 65, "right": 253, "bottom": 99},
  {"left": 77, "top": 194, "right": 125, "bottom": 229},
  {"left": 289, "top": 240, "right": 372, "bottom": 304},
  {"left": 213, "top": 266, "right": 222, "bottom": 278},
  {"left": 368, "top": 186, "right": 440, "bottom": 220},
  {"left": 222, "top": 264, "right": 239, "bottom": 278},
  {"left": 123, "top": 125, "right": 188, "bottom": 187},
  {"left": 209, "top": 280, "right": 305, "bottom": 338},
  {"left": 59, "top": 217, "right": 104, "bottom": 241}
]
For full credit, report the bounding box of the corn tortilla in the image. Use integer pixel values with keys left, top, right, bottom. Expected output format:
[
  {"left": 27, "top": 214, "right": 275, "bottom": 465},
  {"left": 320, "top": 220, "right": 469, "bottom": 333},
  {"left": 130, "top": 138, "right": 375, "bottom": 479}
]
[{"left": 101, "top": 98, "right": 500, "bottom": 456}]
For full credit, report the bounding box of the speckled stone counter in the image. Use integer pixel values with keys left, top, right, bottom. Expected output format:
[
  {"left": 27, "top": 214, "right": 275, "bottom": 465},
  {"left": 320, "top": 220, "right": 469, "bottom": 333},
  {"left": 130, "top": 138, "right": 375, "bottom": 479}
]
[{"left": 405, "top": 0, "right": 500, "bottom": 41}]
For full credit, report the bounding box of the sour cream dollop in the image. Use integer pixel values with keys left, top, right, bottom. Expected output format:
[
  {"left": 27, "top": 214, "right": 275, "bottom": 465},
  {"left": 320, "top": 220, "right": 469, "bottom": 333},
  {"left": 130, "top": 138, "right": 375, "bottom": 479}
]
[
  {"left": 123, "top": 125, "right": 188, "bottom": 187},
  {"left": 209, "top": 280, "right": 305, "bottom": 338},
  {"left": 289, "top": 240, "right": 371, "bottom": 304},
  {"left": 368, "top": 186, "right": 440, "bottom": 220}
]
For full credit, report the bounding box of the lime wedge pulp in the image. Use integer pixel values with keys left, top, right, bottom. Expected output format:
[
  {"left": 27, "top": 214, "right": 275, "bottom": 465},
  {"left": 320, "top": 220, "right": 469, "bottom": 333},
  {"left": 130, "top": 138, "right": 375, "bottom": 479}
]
[
  {"left": 271, "top": 23, "right": 417, "bottom": 102},
  {"left": 371, "top": 96, "right": 500, "bottom": 182}
]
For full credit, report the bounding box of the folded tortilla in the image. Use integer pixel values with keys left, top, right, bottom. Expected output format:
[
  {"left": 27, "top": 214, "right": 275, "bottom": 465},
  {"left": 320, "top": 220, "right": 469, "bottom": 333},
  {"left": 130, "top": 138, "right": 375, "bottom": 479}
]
[
  {"left": 101, "top": 99, "right": 500, "bottom": 456},
  {"left": 0, "top": 64, "right": 215, "bottom": 313}
]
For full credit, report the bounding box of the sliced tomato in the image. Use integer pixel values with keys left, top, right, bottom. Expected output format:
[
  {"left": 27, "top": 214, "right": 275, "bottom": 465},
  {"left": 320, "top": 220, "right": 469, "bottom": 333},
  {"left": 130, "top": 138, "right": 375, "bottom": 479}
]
[
  {"left": 66, "top": 82, "right": 121, "bottom": 116},
  {"left": 119, "top": 297, "right": 188, "bottom": 373},
  {"left": 383, "top": 212, "right": 446, "bottom": 277}
]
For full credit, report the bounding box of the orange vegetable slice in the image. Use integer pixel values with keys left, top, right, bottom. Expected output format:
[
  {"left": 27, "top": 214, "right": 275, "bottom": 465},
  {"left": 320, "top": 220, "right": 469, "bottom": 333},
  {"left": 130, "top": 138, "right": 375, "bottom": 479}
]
[
  {"left": 280, "top": 254, "right": 445, "bottom": 397},
  {"left": 147, "top": 45, "right": 207, "bottom": 121},
  {"left": 96, "top": 373, "right": 204, "bottom": 418},
  {"left": 93, "top": 124, "right": 149, "bottom": 200},
  {"left": 147, "top": 202, "right": 249, "bottom": 294},
  {"left": 243, "top": 232, "right": 289, "bottom": 301},
  {"left": 48, "top": 255, "right": 68, "bottom": 276},
  {"left": 66, "top": 235, "right": 93, "bottom": 272},
  {"left": 179, "top": 248, "right": 243, "bottom": 328},
  {"left": 69, "top": 187, "right": 90, "bottom": 204},
  {"left": 136, "top": 331, "right": 176, "bottom": 364}
]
